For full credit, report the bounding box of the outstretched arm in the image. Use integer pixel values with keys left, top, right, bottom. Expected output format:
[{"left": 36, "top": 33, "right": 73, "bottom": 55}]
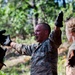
[{"left": 50, "top": 11, "right": 63, "bottom": 48}]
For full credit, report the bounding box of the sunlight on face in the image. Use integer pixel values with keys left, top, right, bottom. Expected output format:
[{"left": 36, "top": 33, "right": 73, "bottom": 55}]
[{"left": 34, "top": 25, "right": 46, "bottom": 43}]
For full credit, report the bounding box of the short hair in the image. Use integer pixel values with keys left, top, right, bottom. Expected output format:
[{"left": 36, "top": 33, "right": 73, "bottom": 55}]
[
  {"left": 65, "top": 17, "right": 75, "bottom": 32},
  {"left": 37, "top": 23, "right": 51, "bottom": 35}
]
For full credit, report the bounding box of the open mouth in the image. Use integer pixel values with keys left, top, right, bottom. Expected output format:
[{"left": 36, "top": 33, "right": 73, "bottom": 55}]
[{"left": 35, "top": 36, "right": 38, "bottom": 40}]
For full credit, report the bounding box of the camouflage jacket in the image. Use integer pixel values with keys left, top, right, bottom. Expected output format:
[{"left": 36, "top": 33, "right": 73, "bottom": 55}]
[{"left": 12, "top": 30, "right": 62, "bottom": 75}]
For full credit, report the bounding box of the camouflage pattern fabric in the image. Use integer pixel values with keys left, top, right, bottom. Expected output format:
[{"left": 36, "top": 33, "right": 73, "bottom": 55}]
[{"left": 11, "top": 30, "right": 62, "bottom": 75}]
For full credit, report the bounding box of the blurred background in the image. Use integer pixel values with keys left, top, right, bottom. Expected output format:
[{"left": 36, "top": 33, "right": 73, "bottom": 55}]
[{"left": 0, "top": 0, "right": 74, "bottom": 75}]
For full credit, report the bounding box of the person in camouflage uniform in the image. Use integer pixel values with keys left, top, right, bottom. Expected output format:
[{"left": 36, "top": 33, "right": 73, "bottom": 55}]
[
  {"left": 1, "top": 11, "right": 63, "bottom": 75},
  {"left": 65, "top": 17, "right": 75, "bottom": 75},
  {"left": 9, "top": 23, "right": 62, "bottom": 75}
]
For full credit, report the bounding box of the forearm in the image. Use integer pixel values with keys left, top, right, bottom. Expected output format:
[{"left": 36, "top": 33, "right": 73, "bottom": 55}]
[
  {"left": 10, "top": 42, "right": 25, "bottom": 54},
  {"left": 54, "top": 26, "right": 61, "bottom": 31},
  {"left": 10, "top": 42, "right": 33, "bottom": 56},
  {"left": 50, "top": 28, "right": 62, "bottom": 48}
]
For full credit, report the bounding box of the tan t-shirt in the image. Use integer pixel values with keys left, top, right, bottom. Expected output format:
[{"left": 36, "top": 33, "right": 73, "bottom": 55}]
[{"left": 66, "top": 42, "right": 75, "bottom": 75}]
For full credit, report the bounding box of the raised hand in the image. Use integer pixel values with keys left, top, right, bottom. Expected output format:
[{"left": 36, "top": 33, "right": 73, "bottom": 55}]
[
  {"left": 0, "top": 30, "right": 12, "bottom": 46},
  {"left": 55, "top": 11, "right": 63, "bottom": 27}
]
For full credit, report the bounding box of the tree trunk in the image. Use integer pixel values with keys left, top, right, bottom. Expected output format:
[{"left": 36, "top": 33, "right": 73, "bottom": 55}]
[{"left": 31, "top": 0, "right": 38, "bottom": 29}]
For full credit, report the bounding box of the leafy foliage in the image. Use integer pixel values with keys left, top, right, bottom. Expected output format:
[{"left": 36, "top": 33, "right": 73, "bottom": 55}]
[
  {"left": 0, "top": 1, "right": 75, "bottom": 75},
  {"left": 0, "top": 71, "right": 6, "bottom": 75},
  {"left": 0, "top": 0, "right": 74, "bottom": 41}
]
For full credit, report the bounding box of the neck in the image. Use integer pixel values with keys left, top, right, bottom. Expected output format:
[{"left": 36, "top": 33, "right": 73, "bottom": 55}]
[{"left": 39, "top": 38, "right": 48, "bottom": 43}]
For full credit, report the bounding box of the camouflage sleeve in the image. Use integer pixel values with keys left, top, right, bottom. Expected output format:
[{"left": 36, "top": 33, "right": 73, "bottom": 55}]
[
  {"left": 11, "top": 43, "right": 38, "bottom": 56},
  {"left": 50, "top": 30, "right": 62, "bottom": 48}
]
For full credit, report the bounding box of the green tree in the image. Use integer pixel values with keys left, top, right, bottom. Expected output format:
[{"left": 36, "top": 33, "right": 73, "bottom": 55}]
[{"left": 0, "top": 0, "right": 75, "bottom": 40}]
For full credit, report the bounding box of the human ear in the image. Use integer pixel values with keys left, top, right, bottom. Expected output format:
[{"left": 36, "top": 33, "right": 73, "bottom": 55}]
[{"left": 45, "top": 30, "right": 48, "bottom": 35}]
